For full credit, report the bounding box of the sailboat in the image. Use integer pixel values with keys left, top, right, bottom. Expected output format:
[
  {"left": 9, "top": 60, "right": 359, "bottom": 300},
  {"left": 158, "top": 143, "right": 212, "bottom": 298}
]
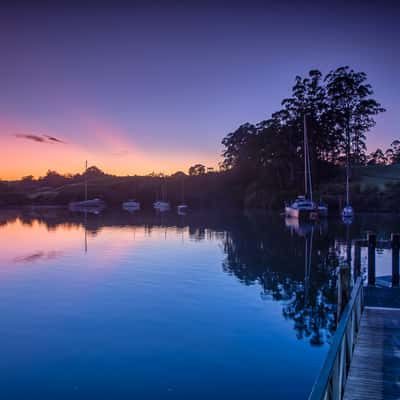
[
  {"left": 122, "top": 199, "right": 140, "bottom": 212},
  {"left": 177, "top": 175, "right": 188, "bottom": 214},
  {"left": 285, "top": 116, "right": 327, "bottom": 220},
  {"left": 123, "top": 182, "right": 141, "bottom": 211},
  {"left": 153, "top": 178, "right": 170, "bottom": 211},
  {"left": 69, "top": 161, "right": 105, "bottom": 213},
  {"left": 342, "top": 133, "right": 354, "bottom": 220}
]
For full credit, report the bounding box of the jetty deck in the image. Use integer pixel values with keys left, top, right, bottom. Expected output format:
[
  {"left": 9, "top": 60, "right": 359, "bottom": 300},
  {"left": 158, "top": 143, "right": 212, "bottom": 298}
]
[
  {"left": 343, "top": 307, "right": 400, "bottom": 400},
  {"left": 308, "top": 233, "right": 400, "bottom": 400}
]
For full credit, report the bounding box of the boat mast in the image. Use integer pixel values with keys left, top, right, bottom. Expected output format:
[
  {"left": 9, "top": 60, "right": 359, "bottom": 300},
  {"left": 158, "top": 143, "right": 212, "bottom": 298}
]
[
  {"left": 181, "top": 176, "right": 185, "bottom": 203},
  {"left": 162, "top": 178, "right": 165, "bottom": 201},
  {"left": 84, "top": 160, "right": 88, "bottom": 202},
  {"left": 345, "top": 127, "right": 350, "bottom": 207},
  {"left": 304, "top": 115, "right": 313, "bottom": 202},
  {"left": 307, "top": 126, "right": 313, "bottom": 203}
]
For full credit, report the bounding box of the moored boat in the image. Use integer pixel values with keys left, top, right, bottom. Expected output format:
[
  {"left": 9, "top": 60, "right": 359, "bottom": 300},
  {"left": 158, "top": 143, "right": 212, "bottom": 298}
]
[
  {"left": 285, "top": 196, "right": 318, "bottom": 220},
  {"left": 318, "top": 201, "right": 329, "bottom": 217},
  {"left": 154, "top": 178, "right": 170, "bottom": 211},
  {"left": 123, "top": 199, "right": 141, "bottom": 211},
  {"left": 69, "top": 161, "right": 106, "bottom": 213},
  {"left": 177, "top": 204, "right": 188, "bottom": 214},
  {"left": 342, "top": 205, "right": 354, "bottom": 220},
  {"left": 342, "top": 132, "right": 354, "bottom": 221},
  {"left": 285, "top": 116, "right": 327, "bottom": 220},
  {"left": 153, "top": 200, "right": 171, "bottom": 211},
  {"left": 177, "top": 175, "right": 188, "bottom": 214},
  {"left": 69, "top": 198, "right": 105, "bottom": 209}
]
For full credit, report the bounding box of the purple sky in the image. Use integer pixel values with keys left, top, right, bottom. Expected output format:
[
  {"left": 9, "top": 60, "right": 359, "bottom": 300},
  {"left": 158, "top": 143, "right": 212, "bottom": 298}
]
[{"left": 1, "top": 1, "right": 399, "bottom": 177}]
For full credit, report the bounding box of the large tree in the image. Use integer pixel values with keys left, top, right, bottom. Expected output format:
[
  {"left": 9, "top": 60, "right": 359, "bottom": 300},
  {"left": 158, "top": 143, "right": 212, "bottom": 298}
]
[
  {"left": 221, "top": 66, "right": 385, "bottom": 193},
  {"left": 325, "top": 66, "right": 385, "bottom": 165},
  {"left": 385, "top": 140, "right": 400, "bottom": 164},
  {"left": 188, "top": 164, "right": 206, "bottom": 176}
]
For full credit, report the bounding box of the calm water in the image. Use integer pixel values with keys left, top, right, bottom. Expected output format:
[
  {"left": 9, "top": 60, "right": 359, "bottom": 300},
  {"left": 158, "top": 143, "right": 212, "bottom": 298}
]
[{"left": 0, "top": 208, "right": 398, "bottom": 399}]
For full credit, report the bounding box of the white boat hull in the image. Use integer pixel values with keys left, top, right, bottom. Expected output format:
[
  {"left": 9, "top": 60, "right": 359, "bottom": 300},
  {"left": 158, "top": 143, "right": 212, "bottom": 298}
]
[
  {"left": 154, "top": 201, "right": 170, "bottom": 211},
  {"left": 123, "top": 201, "right": 140, "bottom": 211},
  {"left": 342, "top": 206, "right": 354, "bottom": 218},
  {"left": 318, "top": 206, "right": 328, "bottom": 217},
  {"left": 285, "top": 206, "right": 319, "bottom": 220},
  {"left": 69, "top": 199, "right": 105, "bottom": 213},
  {"left": 285, "top": 206, "right": 300, "bottom": 219}
]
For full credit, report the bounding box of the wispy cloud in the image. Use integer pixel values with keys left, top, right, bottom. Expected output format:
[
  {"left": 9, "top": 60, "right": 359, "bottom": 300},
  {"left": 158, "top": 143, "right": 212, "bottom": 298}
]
[
  {"left": 15, "top": 133, "right": 66, "bottom": 144},
  {"left": 15, "top": 134, "right": 46, "bottom": 143},
  {"left": 44, "top": 135, "right": 66, "bottom": 144}
]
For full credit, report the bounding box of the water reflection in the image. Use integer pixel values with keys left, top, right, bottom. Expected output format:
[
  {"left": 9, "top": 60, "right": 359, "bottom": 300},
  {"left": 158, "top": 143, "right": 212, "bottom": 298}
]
[
  {"left": 223, "top": 215, "right": 340, "bottom": 346},
  {"left": 1, "top": 208, "right": 400, "bottom": 347},
  {"left": 1, "top": 208, "right": 342, "bottom": 346},
  {"left": 13, "top": 251, "right": 62, "bottom": 264},
  {"left": 1, "top": 208, "right": 400, "bottom": 399}
]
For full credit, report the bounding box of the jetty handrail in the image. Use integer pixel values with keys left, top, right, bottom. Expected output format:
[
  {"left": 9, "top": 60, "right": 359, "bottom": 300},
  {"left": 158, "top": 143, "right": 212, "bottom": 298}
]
[{"left": 308, "top": 277, "right": 364, "bottom": 400}]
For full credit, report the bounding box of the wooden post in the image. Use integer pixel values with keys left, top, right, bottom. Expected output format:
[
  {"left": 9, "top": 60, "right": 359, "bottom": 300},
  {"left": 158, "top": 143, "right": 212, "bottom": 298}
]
[
  {"left": 367, "top": 232, "right": 376, "bottom": 286},
  {"left": 337, "top": 265, "right": 351, "bottom": 321},
  {"left": 391, "top": 233, "right": 400, "bottom": 287},
  {"left": 354, "top": 240, "right": 361, "bottom": 278}
]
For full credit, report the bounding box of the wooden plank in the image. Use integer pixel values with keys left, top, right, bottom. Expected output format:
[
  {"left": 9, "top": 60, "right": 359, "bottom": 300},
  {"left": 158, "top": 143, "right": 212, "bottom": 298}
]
[{"left": 343, "top": 307, "right": 400, "bottom": 400}]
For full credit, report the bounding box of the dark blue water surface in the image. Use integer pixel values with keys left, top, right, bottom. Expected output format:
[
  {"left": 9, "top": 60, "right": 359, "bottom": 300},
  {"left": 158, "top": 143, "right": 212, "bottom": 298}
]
[{"left": 0, "top": 209, "right": 398, "bottom": 399}]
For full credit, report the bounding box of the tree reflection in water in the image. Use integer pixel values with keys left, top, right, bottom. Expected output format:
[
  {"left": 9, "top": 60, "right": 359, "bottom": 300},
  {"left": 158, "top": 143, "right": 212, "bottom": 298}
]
[
  {"left": 1, "top": 208, "right": 346, "bottom": 346},
  {"left": 222, "top": 215, "right": 340, "bottom": 346}
]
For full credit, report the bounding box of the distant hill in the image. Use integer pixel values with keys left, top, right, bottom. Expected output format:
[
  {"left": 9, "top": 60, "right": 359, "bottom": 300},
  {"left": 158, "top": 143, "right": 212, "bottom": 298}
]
[
  {"left": 352, "top": 164, "right": 400, "bottom": 191},
  {"left": 1, "top": 164, "right": 400, "bottom": 213}
]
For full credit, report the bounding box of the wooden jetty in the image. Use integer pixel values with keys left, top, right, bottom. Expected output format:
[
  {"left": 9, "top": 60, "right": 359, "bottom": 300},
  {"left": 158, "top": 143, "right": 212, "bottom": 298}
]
[
  {"left": 308, "top": 232, "right": 400, "bottom": 400},
  {"left": 343, "top": 307, "right": 400, "bottom": 400}
]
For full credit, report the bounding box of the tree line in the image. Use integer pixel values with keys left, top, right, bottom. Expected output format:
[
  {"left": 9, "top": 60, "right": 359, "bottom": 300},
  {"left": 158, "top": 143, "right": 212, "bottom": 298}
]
[
  {"left": 220, "top": 66, "right": 385, "bottom": 193},
  {"left": 1, "top": 66, "right": 396, "bottom": 210},
  {"left": 367, "top": 140, "right": 400, "bottom": 165}
]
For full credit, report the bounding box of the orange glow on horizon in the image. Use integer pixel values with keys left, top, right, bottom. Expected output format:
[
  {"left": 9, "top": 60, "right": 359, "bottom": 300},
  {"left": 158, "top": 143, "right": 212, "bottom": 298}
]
[{"left": 0, "top": 118, "right": 219, "bottom": 180}]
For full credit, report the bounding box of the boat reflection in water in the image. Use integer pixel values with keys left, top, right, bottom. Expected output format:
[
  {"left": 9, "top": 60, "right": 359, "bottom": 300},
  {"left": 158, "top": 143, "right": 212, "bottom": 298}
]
[
  {"left": 1, "top": 208, "right": 386, "bottom": 399},
  {"left": 285, "top": 216, "right": 328, "bottom": 237},
  {"left": 69, "top": 199, "right": 106, "bottom": 214},
  {"left": 68, "top": 161, "right": 106, "bottom": 215}
]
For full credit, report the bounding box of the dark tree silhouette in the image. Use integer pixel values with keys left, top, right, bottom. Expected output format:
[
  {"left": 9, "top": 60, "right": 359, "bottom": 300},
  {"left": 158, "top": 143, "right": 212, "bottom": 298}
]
[
  {"left": 188, "top": 164, "right": 206, "bottom": 176},
  {"left": 367, "top": 148, "right": 387, "bottom": 165},
  {"left": 385, "top": 140, "right": 400, "bottom": 164},
  {"left": 325, "top": 66, "right": 385, "bottom": 165}
]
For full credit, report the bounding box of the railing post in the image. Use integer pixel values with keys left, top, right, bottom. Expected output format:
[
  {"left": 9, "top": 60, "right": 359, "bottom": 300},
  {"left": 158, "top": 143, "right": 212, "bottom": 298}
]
[
  {"left": 308, "top": 279, "right": 363, "bottom": 400},
  {"left": 391, "top": 233, "right": 400, "bottom": 287},
  {"left": 354, "top": 240, "right": 361, "bottom": 279},
  {"left": 367, "top": 232, "right": 376, "bottom": 286},
  {"left": 337, "top": 265, "right": 350, "bottom": 321}
]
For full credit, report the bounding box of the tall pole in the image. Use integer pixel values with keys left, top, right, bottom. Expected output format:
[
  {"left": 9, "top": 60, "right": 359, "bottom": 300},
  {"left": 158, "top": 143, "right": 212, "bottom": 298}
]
[
  {"left": 85, "top": 160, "right": 88, "bottom": 202},
  {"left": 346, "top": 124, "right": 350, "bottom": 207},
  {"left": 307, "top": 128, "right": 313, "bottom": 203},
  {"left": 304, "top": 115, "right": 308, "bottom": 198},
  {"left": 182, "top": 176, "right": 185, "bottom": 203},
  {"left": 304, "top": 115, "right": 313, "bottom": 202}
]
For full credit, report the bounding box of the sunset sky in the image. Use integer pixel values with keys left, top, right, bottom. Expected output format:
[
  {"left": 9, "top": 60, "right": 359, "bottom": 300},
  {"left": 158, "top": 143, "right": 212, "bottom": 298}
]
[{"left": 1, "top": 1, "right": 399, "bottom": 180}]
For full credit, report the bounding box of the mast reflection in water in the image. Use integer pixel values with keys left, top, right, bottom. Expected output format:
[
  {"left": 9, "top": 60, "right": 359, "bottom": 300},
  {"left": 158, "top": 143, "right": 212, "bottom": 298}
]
[{"left": 1, "top": 208, "right": 397, "bottom": 399}]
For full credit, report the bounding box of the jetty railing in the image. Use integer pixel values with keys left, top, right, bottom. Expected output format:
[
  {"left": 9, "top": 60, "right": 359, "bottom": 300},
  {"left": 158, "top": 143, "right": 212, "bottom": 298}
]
[
  {"left": 354, "top": 232, "right": 400, "bottom": 287},
  {"left": 308, "top": 277, "right": 364, "bottom": 400}
]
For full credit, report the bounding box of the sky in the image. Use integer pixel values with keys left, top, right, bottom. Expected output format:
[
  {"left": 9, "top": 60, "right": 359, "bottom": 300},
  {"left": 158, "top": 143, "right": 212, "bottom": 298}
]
[{"left": 1, "top": 0, "right": 399, "bottom": 179}]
